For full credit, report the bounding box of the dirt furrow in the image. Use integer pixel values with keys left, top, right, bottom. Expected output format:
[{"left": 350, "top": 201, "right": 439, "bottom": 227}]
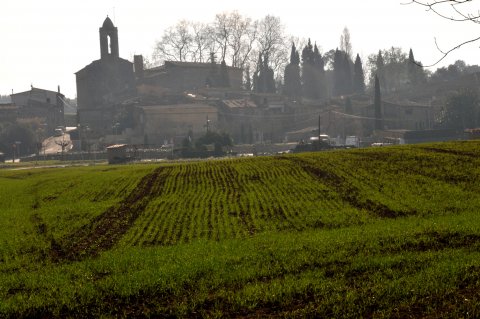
[{"left": 51, "top": 166, "right": 171, "bottom": 261}]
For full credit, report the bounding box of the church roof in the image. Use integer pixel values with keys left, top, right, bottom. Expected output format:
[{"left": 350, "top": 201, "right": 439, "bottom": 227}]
[{"left": 102, "top": 16, "right": 115, "bottom": 29}]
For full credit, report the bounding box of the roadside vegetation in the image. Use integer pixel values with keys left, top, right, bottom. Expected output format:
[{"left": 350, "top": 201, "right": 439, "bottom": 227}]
[{"left": 1, "top": 141, "right": 480, "bottom": 317}]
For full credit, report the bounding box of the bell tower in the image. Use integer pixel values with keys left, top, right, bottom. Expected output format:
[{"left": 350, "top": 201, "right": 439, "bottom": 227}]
[{"left": 99, "top": 16, "right": 119, "bottom": 59}]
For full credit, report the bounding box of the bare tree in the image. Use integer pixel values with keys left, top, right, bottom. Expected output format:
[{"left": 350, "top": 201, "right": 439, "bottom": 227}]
[
  {"left": 151, "top": 12, "right": 289, "bottom": 83},
  {"left": 153, "top": 20, "right": 193, "bottom": 63},
  {"left": 407, "top": 0, "right": 480, "bottom": 66},
  {"left": 210, "top": 11, "right": 259, "bottom": 68},
  {"left": 256, "top": 15, "right": 289, "bottom": 74},
  {"left": 238, "top": 20, "right": 259, "bottom": 69},
  {"left": 212, "top": 12, "right": 232, "bottom": 62},
  {"left": 191, "top": 22, "right": 212, "bottom": 63},
  {"left": 228, "top": 13, "right": 258, "bottom": 68}
]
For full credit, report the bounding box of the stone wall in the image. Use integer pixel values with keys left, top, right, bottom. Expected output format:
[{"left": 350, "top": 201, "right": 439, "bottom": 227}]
[{"left": 142, "top": 62, "right": 243, "bottom": 92}]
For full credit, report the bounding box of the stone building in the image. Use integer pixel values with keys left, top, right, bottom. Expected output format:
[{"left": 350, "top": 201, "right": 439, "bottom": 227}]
[
  {"left": 10, "top": 86, "right": 65, "bottom": 134},
  {"left": 0, "top": 103, "right": 18, "bottom": 124},
  {"left": 75, "top": 17, "right": 136, "bottom": 136},
  {"left": 137, "top": 60, "right": 243, "bottom": 92},
  {"left": 361, "top": 100, "right": 433, "bottom": 132},
  {"left": 133, "top": 103, "right": 218, "bottom": 145},
  {"left": 217, "top": 94, "right": 293, "bottom": 144}
]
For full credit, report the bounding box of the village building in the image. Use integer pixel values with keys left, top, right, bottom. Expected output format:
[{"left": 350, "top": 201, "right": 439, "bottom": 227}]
[
  {"left": 10, "top": 86, "right": 65, "bottom": 134},
  {"left": 360, "top": 99, "right": 433, "bottom": 132},
  {"left": 0, "top": 103, "right": 18, "bottom": 124},
  {"left": 137, "top": 60, "right": 243, "bottom": 92},
  {"left": 133, "top": 103, "right": 218, "bottom": 145},
  {"left": 217, "top": 94, "right": 298, "bottom": 144}
]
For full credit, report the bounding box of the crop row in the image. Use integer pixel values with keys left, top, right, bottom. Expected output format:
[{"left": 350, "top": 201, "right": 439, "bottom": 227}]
[{"left": 119, "top": 158, "right": 360, "bottom": 247}]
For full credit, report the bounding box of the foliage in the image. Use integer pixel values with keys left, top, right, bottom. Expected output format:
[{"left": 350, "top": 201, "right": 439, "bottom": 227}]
[
  {"left": 283, "top": 43, "right": 302, "bottom": 99},
  {"left": 301, "top": 40, "right": 326, "bottom": 100},
  {"left": 438, "top": 89, "right": 480, "bottom": 130},
  {"left": 407, "top": 48, "right": 427, "bottom": 86},
  {"left": 353, "top": 54, "right": 365, "bottom": 94},
  {"left": 333, "top": 49, "right": 352, "bottom": 96},
  {"left": 0, "top": 122, "right": 36, "bottom": 157},
  {"left": 430, "top": 60, "right": 480, "bottom": 83},
  {"left": 367, "top": 47, "right": 429, "bottom": 93},
  {"left": 253, "top": 53, "right": 275, "bottom": 93},
  {"left": 181, "top": 131, "right": 233, "bottom": 157}
]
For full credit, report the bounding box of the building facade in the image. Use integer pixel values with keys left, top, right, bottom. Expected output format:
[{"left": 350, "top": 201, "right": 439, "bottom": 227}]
[
  {"left": 138, "top": 61, "right": 243, "bottom": 92},
  {"left": 10, "top": 87, "right": 65, "bottom": 134},
  {"left": 75, "top": 17, "right": 136, "bottom": 136}
]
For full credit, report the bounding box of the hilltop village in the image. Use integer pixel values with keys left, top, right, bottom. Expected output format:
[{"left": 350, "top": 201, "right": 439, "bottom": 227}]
[{"left": 1, "top": 17, "right": 480, "bottom": 161}]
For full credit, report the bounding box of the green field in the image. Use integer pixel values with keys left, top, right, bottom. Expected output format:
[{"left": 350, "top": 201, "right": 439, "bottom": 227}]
[{"left": 1, "top": 141, "right": 480, "bottom": 317}]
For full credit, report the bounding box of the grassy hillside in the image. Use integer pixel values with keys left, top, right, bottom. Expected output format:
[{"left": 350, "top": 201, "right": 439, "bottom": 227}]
[{"left": 1, "top": 141, "right": 480, "bottom": 317}]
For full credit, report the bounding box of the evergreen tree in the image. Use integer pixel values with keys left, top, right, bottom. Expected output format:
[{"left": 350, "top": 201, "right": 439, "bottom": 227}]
[
  {"left": 264, "top": 54, "right": 276, "bottom": 93},
  {"left": 353, "top": 54, "right": 365, "bottom": 94},
  {"left": 374, "top": 74, "right": 383, "bottom": 130},
  {"left": 205, "top": 52, "right": 218, "bottom": 87},
  {"left": 333, "top": 49, "right": 352, "bottom": 96},
  {"left": 219, "top": 59, "right": 230, "bottom": 87},
  {"left": 313, "top": 43, "right": 326, "bottom": 100},
  {"left": 290, "top": 42, "right": 298, "bottom": 64},
  {"left": 253, "top": 53, "right": 263, "bottom": 93},
  {"left": 333, "top": 49, "right": 343, "bottom": 96},
  {"left": 253, "top": 52, "right": 275, "bottom": 93},
  {"left": 302, "top": 39, "right": 317, "bottom": 99},
  {"left": 343, "top": 53, "right": 353, "bottom": 94},
  {"left": 407, "top": 48, "right": 426, "bottom": 86},
  {"left": 284, "top": 43, "right": 302, "bottom": 99},
  {"left": 375, "top": 50, "right": 387, "bottom": 93},
  {"left": 408, "top": 48, "right": 417, "bottom": 85}
]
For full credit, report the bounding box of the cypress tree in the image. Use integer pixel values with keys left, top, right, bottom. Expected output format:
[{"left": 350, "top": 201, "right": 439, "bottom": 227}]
[
  {"left": 374, "top": 74, "right": 383, "bottom": 130},
  {"left": 375, "top": 50, "right": 387, "bottom": 93},
  {"left": 343, "top": 53, "right": 353, "bottom": 94},
  {"left": 264, "top": 54, "right": 276, "bottom": 93},
  {"left": 253, "top": 53, "right": 263, "bottom": 93},
  {"left": 302, "top": 39, "right": 316, "bottom": 99},
  {"left": 407, "top": 48, "right": 426, "bottom": 85},
  {"left": 313, "top": 43, "right": 326, "bottom": 100},
  {"left": 353, "top": 54, "right": 365, "bottom": 94},
  {"left": 408, "top": 48, "right": 417, "bottom": 85},
  {"left": 219, "top": 59, "right": 230, "bottom": 87},
  {"left": 284, "top": 43, "right": 302, "bottom": 99},
  {"left": 333, "top": 48, "right": 344, "bottom": 96},
  {"left": 290, "top": 42, "right": 297, "bottom": 64},
  {"left": 206, "top": 52, "right": 218, "bottom": 87}
]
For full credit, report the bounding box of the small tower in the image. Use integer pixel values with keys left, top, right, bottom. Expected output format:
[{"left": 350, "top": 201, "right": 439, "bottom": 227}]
[{"left": 99, "top": 16, "right": 119, "bottom": 59}]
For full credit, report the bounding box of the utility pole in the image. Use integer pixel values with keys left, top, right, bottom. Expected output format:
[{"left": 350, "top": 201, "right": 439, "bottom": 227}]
[{"left": 318, "top": 114, "right": 321, "bottom": 137}]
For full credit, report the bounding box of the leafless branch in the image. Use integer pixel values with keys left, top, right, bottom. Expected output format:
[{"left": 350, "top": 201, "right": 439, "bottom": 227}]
[
  {"left": 414, "top": 35, "right": 480, "bottom": 67},
  {"left": 407, "top": 0, "right": 480, "bottom": 66},
  {"left": 406, "top": 0, "right": 480, "bottom": 22}
]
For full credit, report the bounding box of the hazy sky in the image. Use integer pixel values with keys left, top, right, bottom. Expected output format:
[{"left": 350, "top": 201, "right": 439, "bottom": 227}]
[{"left": 2, "top": 0, "right": 479, "bottom": 98}]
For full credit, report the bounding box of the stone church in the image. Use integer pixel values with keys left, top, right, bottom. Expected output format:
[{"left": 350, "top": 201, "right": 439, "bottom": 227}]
[
  {"left": 75, "top": 17, "right": 136, "bottom": 136},
  {"left": 75, "top": 17, "right": 246, "bottom": 142}
]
